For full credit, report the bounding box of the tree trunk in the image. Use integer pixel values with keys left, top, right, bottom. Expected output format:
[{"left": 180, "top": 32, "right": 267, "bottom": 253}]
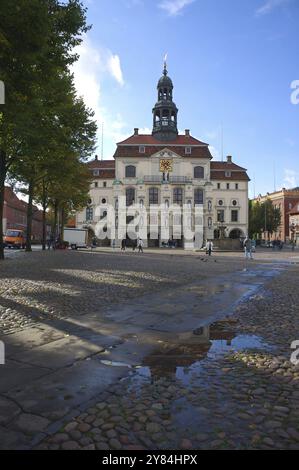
[
  {"left": 60, "top": 206, "right": 65, "bottom": 240},
  {"left": 25, "top": 179, "right": 34, "bottom": 252},
  {"left": 42, "top": 179, "right": 47, "bottom": 250},
  {"left": 0, "top": 150, "right": 7, "bottom": 261},
  {"left": 53, "top": 199, "right": 58, "bottom": 240}
]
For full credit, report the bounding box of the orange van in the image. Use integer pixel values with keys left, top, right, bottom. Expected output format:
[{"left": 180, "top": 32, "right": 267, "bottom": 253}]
[{"left": 4, "top": 229, "right": 26, "bottom": 249}]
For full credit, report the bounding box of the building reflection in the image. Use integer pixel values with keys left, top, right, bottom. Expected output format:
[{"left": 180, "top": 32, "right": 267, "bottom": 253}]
[{"left": 142, "top": 322, "right": 236, "bottom": 381}]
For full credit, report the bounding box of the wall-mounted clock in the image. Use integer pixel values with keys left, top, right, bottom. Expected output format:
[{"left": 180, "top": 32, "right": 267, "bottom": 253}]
[{"left": 160, "top": 159, "right": 173, "bottom": 172}]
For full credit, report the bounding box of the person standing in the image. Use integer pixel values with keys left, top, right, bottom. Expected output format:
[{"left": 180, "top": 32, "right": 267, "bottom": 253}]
[
  {"left": 243, "top": 236, "right": 253, "bottom": 259},
  {"left": 121, "top": 238, "right": 126, "bottom": 251},
  {"left": 137, "top": 238, "right": 144, "bottom": 253},
  {"left": 206, "top": 239, "right": 213, "bottom": 256}
]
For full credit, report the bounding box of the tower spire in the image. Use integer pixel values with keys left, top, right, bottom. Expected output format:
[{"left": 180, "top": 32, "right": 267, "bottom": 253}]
[{"left": 152, "top": 60, "right": 178, "bottom": 141}]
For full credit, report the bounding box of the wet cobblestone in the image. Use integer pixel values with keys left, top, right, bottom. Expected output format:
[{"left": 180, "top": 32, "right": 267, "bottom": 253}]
[{"left": 35, "top": 261, "right": 299, "bottom": 450}]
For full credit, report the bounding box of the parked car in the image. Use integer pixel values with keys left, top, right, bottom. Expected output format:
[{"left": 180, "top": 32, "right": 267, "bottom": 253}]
[{"left": 3, "top": 229, "right": 26, "bottom": 249}]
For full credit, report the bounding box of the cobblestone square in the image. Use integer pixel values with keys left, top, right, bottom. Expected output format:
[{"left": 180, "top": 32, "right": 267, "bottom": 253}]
[{"left": 0, "top": 249, "right": 298, "bottom": 450}]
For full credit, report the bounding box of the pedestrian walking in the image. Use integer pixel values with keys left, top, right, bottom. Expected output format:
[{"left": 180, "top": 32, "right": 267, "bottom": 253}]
[
  {"left": 137, "top": 238, "right": 144, "bottom": 253},
  {"left": 243, "top": 237, "right": 253, "bottom": 260},
  {"left": 47, "top": 235, "right": 53, "bottom": 250},
  {"left": 206, "top": 239, "right": 213, "bottom": 256},
  {"left": 121, "top": 238, "right": 126, "bottom": 251}
]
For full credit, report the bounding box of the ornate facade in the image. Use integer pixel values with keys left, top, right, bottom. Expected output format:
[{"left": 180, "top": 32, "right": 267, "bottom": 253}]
[{"left": 76, "top": 64, "right": 250, "bottom": 248}]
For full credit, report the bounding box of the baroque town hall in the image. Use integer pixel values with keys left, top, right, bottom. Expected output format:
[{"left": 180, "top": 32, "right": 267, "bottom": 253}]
[{"left": 76, "top": 63, "right": 250, "bottom": 248}]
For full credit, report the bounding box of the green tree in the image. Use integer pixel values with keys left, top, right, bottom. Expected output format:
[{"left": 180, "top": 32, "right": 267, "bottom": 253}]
[
  {"left": 0, "top": 0, "right": 95, "bottom": 258},
  {"left": 249, "top": 199, "right": 281, "bottom": 239}
]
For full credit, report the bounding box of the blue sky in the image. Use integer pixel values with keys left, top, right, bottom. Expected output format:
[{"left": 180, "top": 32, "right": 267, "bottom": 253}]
[{"left": 73, "top": 0, "right": 299, "bottom": 197}]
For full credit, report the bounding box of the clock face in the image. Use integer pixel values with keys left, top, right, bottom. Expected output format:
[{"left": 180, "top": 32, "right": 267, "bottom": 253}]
[{"left": 160, "top": 159, "right": 173, "bottom": 172}]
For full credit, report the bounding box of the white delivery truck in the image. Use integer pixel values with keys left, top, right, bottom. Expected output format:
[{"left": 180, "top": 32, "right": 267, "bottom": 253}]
[{"left": 63, "top": 228, "right": 88, "bottom": 250}]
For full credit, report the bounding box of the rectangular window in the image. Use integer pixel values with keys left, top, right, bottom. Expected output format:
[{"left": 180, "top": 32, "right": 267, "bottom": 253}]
[
  {"left": 235, "top": 183, "right": 239, "bottom": 190},
  {"left": 149, "top": 187, "right": 159, "bottom": 205},
  {"left": 86, "top": 207, "right": 93, "bottom": 221},
  {"left": 139, "top": 146, "right": 145, "bottom": 153},
  {"left": 231, "top": 210, "right": 238, "bottom": 222},
  {"left": 95, "top": 182, "right": 98, "bottom": 188},
  {"left": 185, "top": 147, "right": 191, "bottom": 154},
  {"left": 173, "top": 187, "right": 183, "bottom": 205},
  {"left": 225, "top": 171, "right": 231, "bottom": 177},
  {"left": 217, "top": 183, "right": 221, "bottom": 189},
  {"left": 227, "top": 183, "right": 230, "bottom": 190},
  {"left": 217, "top": 210, "right": 225, "bottom": 223},
  {"left": 103, "top": 182, "right": 107, "bottom": 188}
]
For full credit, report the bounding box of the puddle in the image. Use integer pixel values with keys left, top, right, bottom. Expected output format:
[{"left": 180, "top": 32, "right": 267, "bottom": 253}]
[{"left": 129, "top": 318, "right": 274, "bottom": 388}]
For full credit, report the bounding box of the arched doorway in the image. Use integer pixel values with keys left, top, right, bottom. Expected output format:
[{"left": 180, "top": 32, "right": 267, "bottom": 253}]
[
  {"left": 214, "top": 229, "right": 220, "bottom": 239},
  {"left": 229, "top": 229, "right": 244, "bottom": 239}
]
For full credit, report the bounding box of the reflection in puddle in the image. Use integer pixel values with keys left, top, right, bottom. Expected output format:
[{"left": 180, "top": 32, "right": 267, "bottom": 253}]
[
  {"left": 100, "top": 360, "right": 132, "bottom": 368},
  {"left": 130, "top": 319, "right": 273, "bottom": 387}
]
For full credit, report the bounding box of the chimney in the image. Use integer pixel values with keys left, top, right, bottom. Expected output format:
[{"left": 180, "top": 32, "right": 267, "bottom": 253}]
[
  {"left": 134, "top": 128, "right": 139, "bottom": 136},
  {"left": 185, "top": 129, "right": 190, "bottom": 137},
  {"left": 95, "top": 154, "right": 98, "bottom": 161},
  {"left": 227, "top": 155, "right": 232, "bottom": 163}
]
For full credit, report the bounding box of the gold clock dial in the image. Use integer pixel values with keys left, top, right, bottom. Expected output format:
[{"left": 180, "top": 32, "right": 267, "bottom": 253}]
[{"left": 160, "top": 159, "right": 173, "bottom": 172}]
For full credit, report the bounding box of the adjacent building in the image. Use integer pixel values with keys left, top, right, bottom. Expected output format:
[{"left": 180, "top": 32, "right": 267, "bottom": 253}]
[
  {"left": 252, "top": 187, "right": 299, "bottom": 242},
  {"left": 289, "top": 203, "right": 299, "bottom": 243},
  {"left": 3, "top": 186, "right": 44, "bottom": 241},
  {"left": 76, "top": 63, "right": 250, "bottom": 248}
]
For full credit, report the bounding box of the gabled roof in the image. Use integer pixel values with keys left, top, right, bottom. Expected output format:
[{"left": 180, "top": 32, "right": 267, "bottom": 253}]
[{"left": 117, "top": 134, "right": 208, "bottom": 146}]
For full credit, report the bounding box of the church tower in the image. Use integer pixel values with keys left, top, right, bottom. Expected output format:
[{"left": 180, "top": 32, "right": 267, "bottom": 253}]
[{"left": 152, "top": 59, "right": 178, "bottom": 141}]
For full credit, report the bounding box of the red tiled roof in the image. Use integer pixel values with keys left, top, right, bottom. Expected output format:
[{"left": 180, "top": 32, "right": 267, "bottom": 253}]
[
  {"left": 210, "top": 161, "right": 250, "bottom": 181},
  {"left": 210, "top": 161, "right": 247, "bottom": 171},
  {"left": 87, "top": 159, "right": 116, "bottom": 179},
  {"left": 87, "top": 159, "right": 115, "bottom": 169},
  {"left": 117, "top": 134, "right": 208, "bottom": 146},
  {"left": 4, "top": 187, "right": 28, "bottom": 211},
  {"left": 4, "top": 186, "right": 43, "bottom": 221},
  {"left": 210, "top": 170, "right": 250, "bottom": 181},
  {"left": 114, "top": 133, "right": 212, "bottom": 159}
]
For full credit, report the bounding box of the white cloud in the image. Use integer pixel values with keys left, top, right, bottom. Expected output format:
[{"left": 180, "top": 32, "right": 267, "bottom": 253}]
[
  {"left": 70, "top": 36, "right": 128, "bottom": 156},
  {"left": 283, "top": 169, "right": 299, "bottom": 189},
  {"left": 159, "top": 0, "right": 195, "bottom": 16},
  {"left": 255, "top": 0, "right": 290, "bottom": 17},
  {"left": 209, "top": 145, "right": 221, "bottom": 160},
  {"left": 107, "top": 54, "right": 124, "bottom": 87}
]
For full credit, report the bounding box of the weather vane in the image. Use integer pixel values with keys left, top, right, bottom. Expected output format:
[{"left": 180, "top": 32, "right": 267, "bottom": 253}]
[{"left": 163, "top": 53, "right": 168, "bottom": 75}]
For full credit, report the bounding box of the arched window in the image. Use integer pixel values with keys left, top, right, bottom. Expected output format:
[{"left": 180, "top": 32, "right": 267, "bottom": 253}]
[
  {"left": 125, "top": 165, "right": 136, "bottom": 178},
  {"left": 194, "top": 188, "right": 204, "bottom": 205},
  {"left": 126, "top": 188, "right": 135, "bottom": 207},
  {"left": 149, "top": 187, "right": 159, "bottom": 205},
  {"left": 194, "top": 166, "right": 204, "bottom": 179}
]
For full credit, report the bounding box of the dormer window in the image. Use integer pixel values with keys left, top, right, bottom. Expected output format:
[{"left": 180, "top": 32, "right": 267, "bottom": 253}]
[
  {"left": 185, "top": 147, "right": 191, "bottom": 155},
  {"left": 225, "top": 171, "right": 232, "bottom": 177},
  {"left": 93, "top": 169, "right": 99, "bottom": 176},
  {"left": 139, "top": 145, "right": 145, "bottom": 153}
]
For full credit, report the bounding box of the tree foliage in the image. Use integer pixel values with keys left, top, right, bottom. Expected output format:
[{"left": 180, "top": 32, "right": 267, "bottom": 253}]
[
  {"left": 249, "top": 199, "right": 281, "bottom": 239},
  {"left": 0, "top": 0, "right": 97, "bottom": 258}
]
